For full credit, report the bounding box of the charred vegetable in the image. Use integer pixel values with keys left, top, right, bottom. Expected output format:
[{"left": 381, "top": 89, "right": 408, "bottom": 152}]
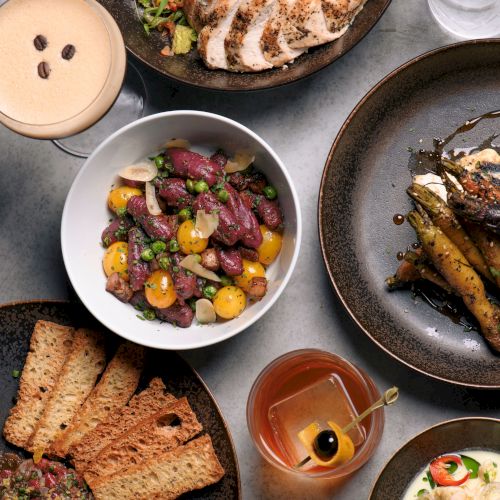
[{"left": 408, "top": 210, "right": 500, "bottom": 352}]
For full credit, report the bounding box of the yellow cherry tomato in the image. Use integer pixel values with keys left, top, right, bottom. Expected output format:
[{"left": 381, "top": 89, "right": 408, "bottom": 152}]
[
  {"left": 177, "top": 220, "right": 208, "bottom": 255},
  {"left": 213, "top": 286, "right": 246, "bottom": 319},
  {"left": 102, "top": 241, "right": 129, "bottom": 280},
  {"left": 145, "top": 270, "right": 177, "bottom": 309},
  {"left": 108, "top": 186, "right": 143, "bottom": 213},
  {"left": 233, "top": 259, "right": 266, "bottom": 293},
  {"left": 257, "top": 225, "right": 283, "bottom": 265}
]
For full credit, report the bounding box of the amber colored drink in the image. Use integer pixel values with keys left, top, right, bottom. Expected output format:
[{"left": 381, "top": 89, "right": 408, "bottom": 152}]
[{"left": 247, "top": 349, "right": 384, "bottom": 478}]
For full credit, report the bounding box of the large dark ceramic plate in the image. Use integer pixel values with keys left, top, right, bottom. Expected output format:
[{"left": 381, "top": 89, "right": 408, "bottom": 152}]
[
  {"left": 319, "top": 40, "right": 500, "bottom": 388},
  {"left": 370, "top": 417, "right": 500, "bottom": 499},
  {"left": 0, "top": 300, "right": 241, "bottom": 499},
  {"left": 98, "top": 0, "right": 390, "bottom": 91}
]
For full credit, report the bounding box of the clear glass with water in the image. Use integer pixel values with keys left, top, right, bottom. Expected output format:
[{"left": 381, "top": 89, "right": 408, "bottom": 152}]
[{"left": 428, "top": 0, "right": 500, "bottom": 39}]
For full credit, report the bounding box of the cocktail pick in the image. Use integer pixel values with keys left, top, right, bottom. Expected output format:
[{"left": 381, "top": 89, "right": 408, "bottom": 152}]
[{"left": 295, "top": 386, "right": 399, "bottom": 469}]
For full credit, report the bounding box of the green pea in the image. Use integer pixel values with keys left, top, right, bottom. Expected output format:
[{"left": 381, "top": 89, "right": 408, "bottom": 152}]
[
  {"left": 116, "top": 207, "right": 128, "bottom": 217},
  {"left": 11, "top": 370, "right": 20, "bottom": 378},
  {"left": 141, "top": 248, "right": 155, "bottom": 261},
  {"left": 193, "top": 254, "right": 202, "bottom": 263},
  {"left": 158, "top": 256, "right": 170, "bottom": 271},
  {"left": 220, "top": 275, "right": 233, "bottom": 287},
  {"left": 194, "top": 180, "right": 209, "bottom": 193},
  {"left": 178, "top": 208, "right": 192, "bottom": 221},
  {"left": 203, "top": 285, "right": 217, "bottom": 299},
  {"left": 142, "top": 309, "right": 156, "bottom": 321},
  {"left": 217, "top": 189, "right": 229, "bottom": 203},
  {"left": 263, "top": 185, "right": 277, "bottom": 200},
  {"left": 154, "top": 156, "right": 165, "bottom": 169},
  {"left": 186, "top": 179, "right": 195, "bottom": 194},
  {"left": 169, "top": 239, "right": 180, "bottom": 252},
  {"left": 151, "top": 240, "right": 167, "bottom": 254}
]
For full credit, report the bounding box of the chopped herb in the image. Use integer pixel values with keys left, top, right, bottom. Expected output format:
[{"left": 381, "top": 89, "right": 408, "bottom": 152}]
[
  {"left": 142, "top": 309, "right": 156, "bottom": 321},
  {"left": 136, "top": 314, "right": 146, "bottom": 321},
  {"left": 484, "top": 471, "right": 490, "bottom": 483},
  {"left": 417, "top": 490, "right": 428, "bottom": 497}
]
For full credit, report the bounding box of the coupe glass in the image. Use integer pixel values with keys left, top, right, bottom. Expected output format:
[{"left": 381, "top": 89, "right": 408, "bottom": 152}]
[{"left": 428, "top": 0, "right": 500, "bottom": 39}]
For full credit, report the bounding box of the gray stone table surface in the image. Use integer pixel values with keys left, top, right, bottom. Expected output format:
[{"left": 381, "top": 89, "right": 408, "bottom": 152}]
[{"left": 1, "top": 0, "right": 499, "bottom": 498}]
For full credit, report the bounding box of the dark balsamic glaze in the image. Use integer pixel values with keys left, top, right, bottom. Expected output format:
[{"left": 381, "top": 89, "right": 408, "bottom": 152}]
[
  {"left": 400, "top": 111, "right": 500, "bottom": 331},
  {"left": 393, "top": 214, "right": 405, "bottom": 225}
]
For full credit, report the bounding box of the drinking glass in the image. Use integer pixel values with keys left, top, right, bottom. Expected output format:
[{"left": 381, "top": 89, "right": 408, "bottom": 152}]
[{"left": 428, "top": 0, "right": 500, "bottom": 39}]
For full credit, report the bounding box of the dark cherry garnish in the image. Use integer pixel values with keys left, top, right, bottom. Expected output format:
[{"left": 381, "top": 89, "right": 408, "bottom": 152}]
[{"left": 313, "top": 429, "right": 339, "bottom": 460}]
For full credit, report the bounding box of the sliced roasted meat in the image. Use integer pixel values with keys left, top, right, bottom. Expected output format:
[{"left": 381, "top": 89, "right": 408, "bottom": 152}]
[
  {"left": 240, "top": 190, "right": 284, "bottom": 230},
  {"left": 105, "top": 273, "right": 133, "bottom": 303},
  {"left": 225, "top": 0, "right": 276, "bottom": 72},
  {"left": 154, "top": 178, "right": 194, "bottom": 209},
  {"left": 127, "top": 227, "right": 150, "bottom": 291},
  {"left": 193, "top": 192, "right": 241, "bottom": 246},
  {"left": 166, "top": 148, "right": 224, "bottom": 186},
  {"left": 224, "top": 183, "right": 263, "bottom": 248},
  {"left": 127, "top": 196, "right": 179, "bottom": 241},
  {"left": 170, "top": 253, "right": 198, "bottom": 301},
  {"left": 183, "top": 0, "right": 217, "bottom": 32},
  {"left": 261, "top": 0, "right": 305, "bottom": 67},
  {"left": 201, "top": 248, "right": 220, "bottom": 271},
  {"left": 216, "top": 247, "right": 243, "bottom": 275},
  {"left": 197, "top": 0, "right": 242, "bottom": 70},
  {"left": 321, "top": 0, "right": 366, "bottom": 33},
  {"left": 101, "top": 216, "right": 133, "bottom": 247},
  {"left": 282, "top": 0, "right": 347, "bottom": 49},
  {"left": 156, "top": 302, "right": 194, "bottom": 328}
]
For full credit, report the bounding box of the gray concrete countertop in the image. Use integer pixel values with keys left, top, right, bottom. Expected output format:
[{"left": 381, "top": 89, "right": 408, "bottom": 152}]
[{"left": 1, "top": 1, "right": 499, "bottom": 498}]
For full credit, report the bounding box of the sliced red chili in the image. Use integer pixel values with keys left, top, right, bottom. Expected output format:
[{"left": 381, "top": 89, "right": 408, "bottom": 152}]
[{"left": 430, "top": 455, "right": 470, "bottom": 487}]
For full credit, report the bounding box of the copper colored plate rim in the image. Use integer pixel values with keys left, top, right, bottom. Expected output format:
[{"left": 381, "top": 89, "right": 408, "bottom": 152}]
[
  {"left": 368, "top": 416, "right": 500, "bottom": 499},
  {"left": 318, "top": 39, "right": 500, "bottom": 390},
  {"left": 102, "top": 0, "right": 391, "bottom": 91},
  {"left": 0, "top": 299, "right": 241, "bottom": 498}
]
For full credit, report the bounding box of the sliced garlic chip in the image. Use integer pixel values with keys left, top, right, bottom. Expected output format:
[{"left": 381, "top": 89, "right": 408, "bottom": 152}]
[
  {"left": 195, "top": 298, "right": 217, "bottom": 324},
  {"left": 195, "top": 210, "right": 219, "bottom": 238},
  {"left": 145, "top": 181, "right": 162, "bottom": 215},
  {"left": 166, "top": 138, "right": 190, "bottom": 149},
  {"left": 119, "top": 161, "right": 158, "bottom": 182},
  {"left": 224, "top": 150, "right": 255, "bottom": 173},
  {"left": 179, "top": 255, "right": 221, "bottom": 282}
]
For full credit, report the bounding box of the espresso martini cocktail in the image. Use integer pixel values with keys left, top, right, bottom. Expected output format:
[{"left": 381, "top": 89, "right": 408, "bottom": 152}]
[{"left": 0, "top": 0, "right": 126, "bottom": 139}]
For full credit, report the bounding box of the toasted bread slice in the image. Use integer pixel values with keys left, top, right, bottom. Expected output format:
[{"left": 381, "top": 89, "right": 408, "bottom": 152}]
[
  {"left": 51, "top": 342, "right": 144, "bottom": 457},
  {"left": 71, "top": 377, "right": 177, "bottom": 472},
  {"left": 90, "top": 434, "right": 225, "bottom": 500},
  {"left": 84, "top": 397, "right": 203, "bottom": 486},
  {"left": 27, "top": 328, "right": 106, "bottom": 453},
  {"left": 3, "top": 321, "right": 75, "bottom": 449}
]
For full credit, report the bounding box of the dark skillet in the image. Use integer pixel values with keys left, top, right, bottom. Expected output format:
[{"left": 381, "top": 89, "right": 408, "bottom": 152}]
[
  {"left": 319, "top": 40, "right": 500, "bottom": 388},
  {"left": 97, "top": 0, "right": 391, "bottom": 91},
  {"left": 0, "top": 300, "right": 241, "bottom": 500},
  {"left": 370, "top": 417, "right": 500, "bottom": 499}
]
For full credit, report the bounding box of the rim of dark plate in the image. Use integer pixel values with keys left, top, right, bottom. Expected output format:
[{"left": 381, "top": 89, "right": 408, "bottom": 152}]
[
  {"left": 318, "top": 39, "right": 500, "bottom": 390},
  {"left": 369, "top": 416, "right": 500, "bottom": 499},
  {"left": 123, "top": 0, "right": 392, "bottom": 92},
  {"left": 0, "top": 298, "right": 242, "bottom": 497}
]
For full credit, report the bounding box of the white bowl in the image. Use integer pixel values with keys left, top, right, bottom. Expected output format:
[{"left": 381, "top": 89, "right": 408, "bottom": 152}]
[{"left": 61, "top": 111, "right": 301, "bottom": 350}]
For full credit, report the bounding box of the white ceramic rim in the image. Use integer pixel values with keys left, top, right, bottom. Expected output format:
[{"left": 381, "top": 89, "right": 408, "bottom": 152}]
[{"left": 61, "top": 110, "right": 302, "bottom": 350}]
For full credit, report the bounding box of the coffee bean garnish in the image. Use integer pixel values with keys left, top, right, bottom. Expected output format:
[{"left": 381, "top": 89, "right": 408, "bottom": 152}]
[
  {"left": 61, "top": 44, "right": 76, "bottom": 60},
  {"left": 33, "top": 35, "right": 48, "bottom": 51},
  {"left": 37, "top": 61, "right": 50, "bottom": 79}
]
